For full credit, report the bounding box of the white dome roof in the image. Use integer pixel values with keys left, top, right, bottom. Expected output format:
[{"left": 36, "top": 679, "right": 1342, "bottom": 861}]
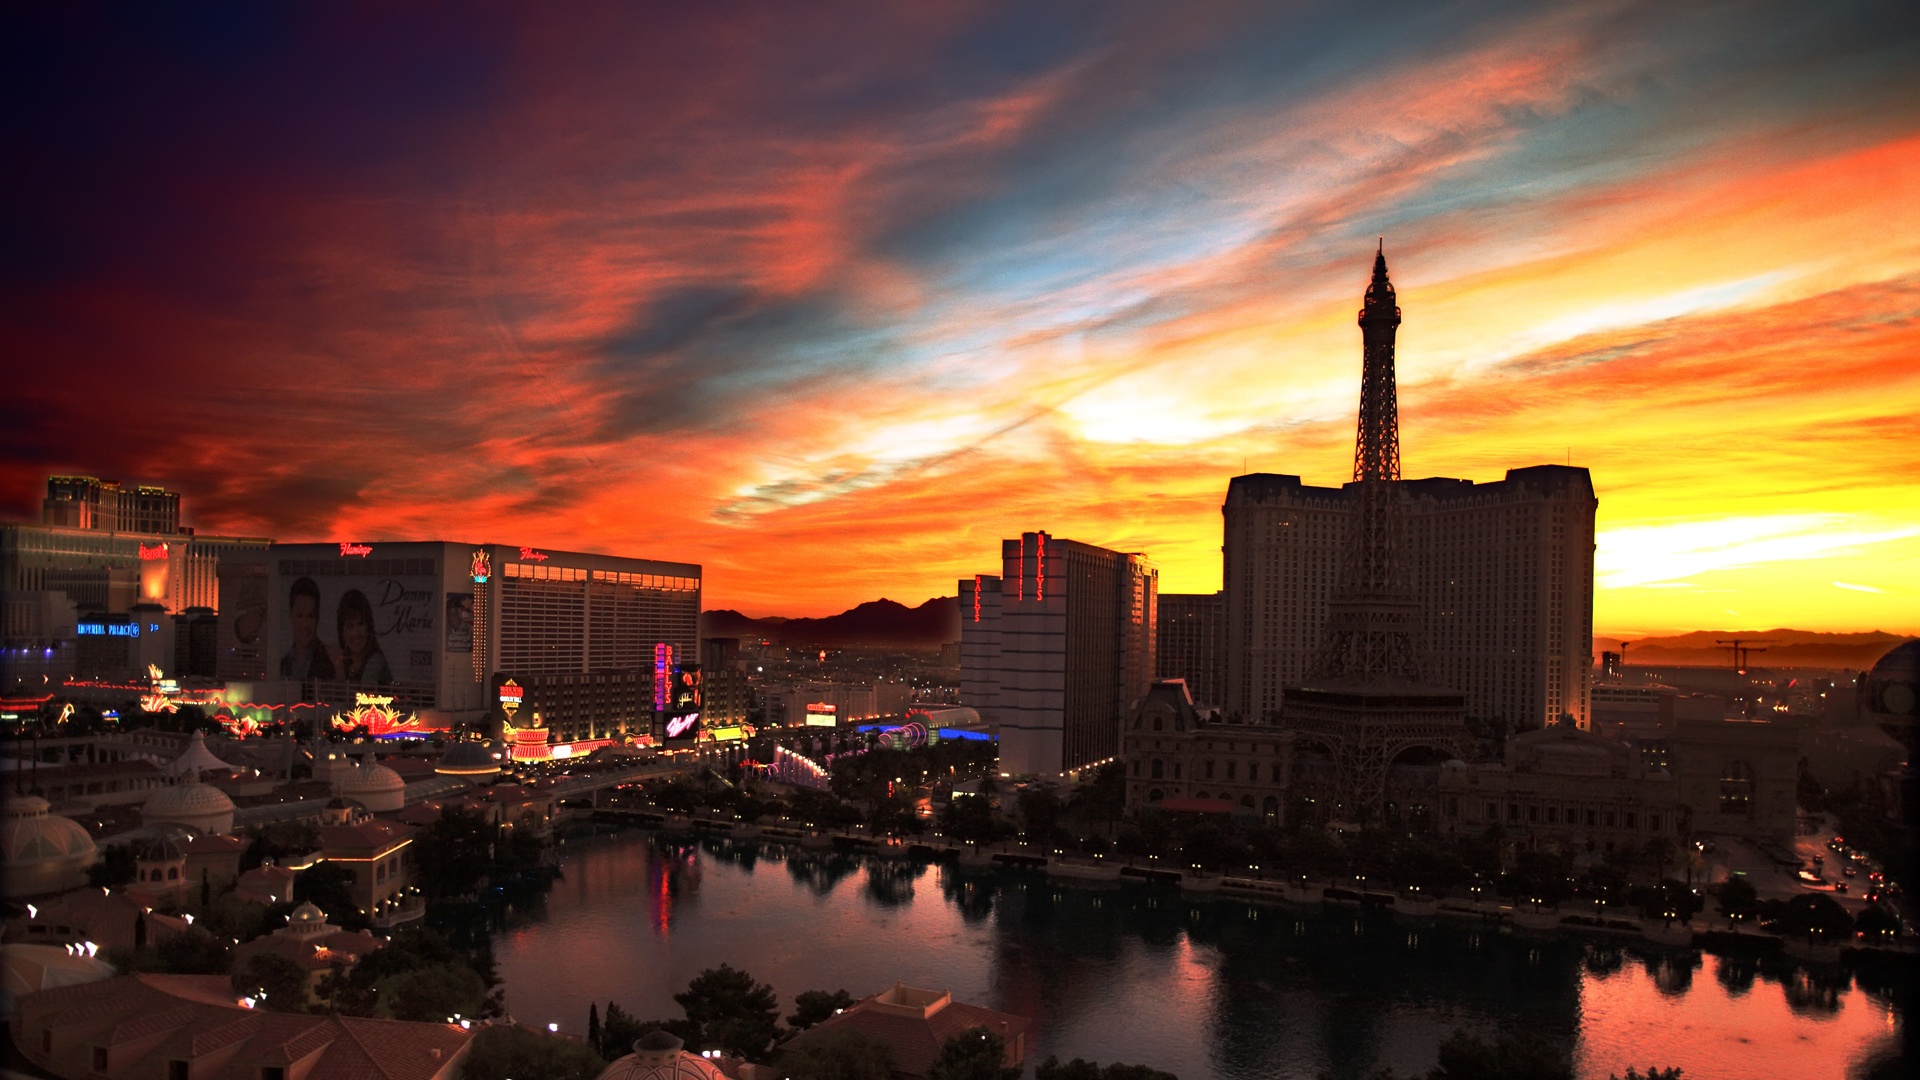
[
  {"left": 143, "top": 774, "right": 236, "bottom": 834},
  {"left": 2, "top": 797, "right": 99, "bottom": 899},
  {"left": 3, "top": 797, "right": 97, "bottom": 863},
  {"left": 595, "top": 1032, "right": 726, "bottom": 1080},
  {"left": 339, "top": 762, "right": 405, "bottom": 794}
]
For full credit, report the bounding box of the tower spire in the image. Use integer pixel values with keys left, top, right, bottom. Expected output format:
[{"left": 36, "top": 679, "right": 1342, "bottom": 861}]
[{"left": 1306, "top": 243, "right": 1425, "bottom": 686}]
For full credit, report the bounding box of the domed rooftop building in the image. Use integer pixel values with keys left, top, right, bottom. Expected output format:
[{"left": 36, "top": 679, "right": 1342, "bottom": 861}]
[
  {"left": 335, "top": 759, "right": 406, "bottom": 813},
  {"left": 141, "top": 772, "right": 235, "bottom": 836},
  {"left": 169, "top": 731, "right": 234, "bottom": 778},
  {"left": 2, "top": 796, "right": 98, "bottom": 899},
  {"left": 1863, "top": 639, "right": 1919, "bottom": 756},
  {"left": 595, "top": 1030, "right": 727, "bottom": 1080},
  {"left": 0, "top": 942, "right": 117, "bottom": 1003},
  {"left": 435, "top": 740, "right": 501, "bottom": 780}
]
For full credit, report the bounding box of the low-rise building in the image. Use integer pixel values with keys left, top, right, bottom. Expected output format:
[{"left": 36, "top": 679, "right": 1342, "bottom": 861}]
[
  {"left": 1668, "top": 712, "right": 1804, "bottom": 842},
  {"left": 1122, "top": 679, "right": 1294, "bottom": 821},
  {"left": 793, "top": 983, "right": 1031, "bottom": 1080},
  {"left": 234, "top": 902, "right": 385, "bottom": 991},
  {"left": 315, "top": 818, "right": 419, "bottom": 927},
  {"left": 1435, "top": 723, "right": 1681, "bottom": 853},
  {"left": 9, "top": 972, "right": 472, "bottom": 1079}
]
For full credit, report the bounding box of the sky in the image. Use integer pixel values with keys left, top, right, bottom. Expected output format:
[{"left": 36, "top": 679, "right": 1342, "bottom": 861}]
[{"left": 4, "top": 1, "right": 1918, "bottom": 633}]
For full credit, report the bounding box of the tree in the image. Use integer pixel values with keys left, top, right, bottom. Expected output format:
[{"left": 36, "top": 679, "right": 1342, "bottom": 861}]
[
  {"left": 597, "top": 1001, "right": 694, "bottom": 1060},
  {"left": 1643, "top": 838, "right": 1675, "bottom": 882},
  {"left": 1070, "top": 762, "right": 1128, "bottom": 835},
  {"left": 1430, "top": 1029, "right": 1571, "bottom": 1080},
  {"left": 379, "top": 963, "right": 487, "bottom": 1022},
  {"left": 415, "top": 807, "right": 496, "bottom": 898},
  {"left": 1017, "top": 787, "right": 1062, "bottom": 842},
  {"left": 153, "top": 927, "right": 233, "bottom": 974},
  {"left": 1612, "top": 1069, "right": 1683, "bottom": 1080},
  {"left": 928, "top": 1026, "right": 1020, "bottom": 1080},
  {"left": 460, "top": 1024, "right": 604, "bottom": 1080},
  {"left": 788, "top": 988, "right": 857, "bottom": 1030},
  {"left": 1776, "top": 894, "right": 1854, "bottom": 943},
  {"left": 231, "top": 953, "right": 310, "bottom": 1012},
  {"left": 87, "top": 844, "right": 137, "bottom": 889},
  {"left": 673, "top": 964, "right": 780, "bottom": 1060},
  {"left": 327, "top": 926, "right": 493, "bottom": 1021},
  {"left": 940, "top": 795, "right": 1003, "bottom": 845},
  {"left": 778, "top": 1029, "right": 895, "bottom": 1080},
  {"left": 1854, "top": 903, "right": 1900, "bottom": 942},
  {"left": 294, "top": 862, "right": 370, "bottom": 930},
  {"left": 1713, "top": 876, "right": 1758, "bottom": 923},
  {"left": 1038, "top": 1057, "right": 1178, "bottom": 1080}
]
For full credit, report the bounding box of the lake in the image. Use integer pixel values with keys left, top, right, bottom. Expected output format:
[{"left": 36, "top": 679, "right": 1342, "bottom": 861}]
[{"left": 493, "top": 829, "right": 1904, "bottom": 1079}]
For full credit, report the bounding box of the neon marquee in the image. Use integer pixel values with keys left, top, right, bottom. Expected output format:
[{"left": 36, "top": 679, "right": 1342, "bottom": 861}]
[
  {"left": 338, "top": 543, "right": 372, "bottom": 558},
  {"left": 470, "top": 550, "right": 491, "bottom": 583}
]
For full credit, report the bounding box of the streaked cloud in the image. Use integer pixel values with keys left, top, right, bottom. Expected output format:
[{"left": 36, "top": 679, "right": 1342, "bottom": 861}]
[{"left": 3, "top": 0, "right": 1917, "bottom": 631}]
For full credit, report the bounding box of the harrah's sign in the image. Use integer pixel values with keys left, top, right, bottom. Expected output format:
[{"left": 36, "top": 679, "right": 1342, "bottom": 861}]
[
  {"left": 339, "top": 542, "right": 372, "bottom": 558},
  {"left": 138, "top": 543, "right": 169, "bottom": 561}
]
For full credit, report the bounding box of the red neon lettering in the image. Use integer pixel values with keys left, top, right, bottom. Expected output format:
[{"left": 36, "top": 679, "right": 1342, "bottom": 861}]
[
  {"left": 973, "top": 575, "right": 982, "bottom": 622},
  {"left": 338, "top": 543, "right": 372, "bottom": 557},
  {"left": 519, "top": 547, "right": 549, "bottom": 562},
  {"left": 1036, "top": 533, "right": 1046, "bottom": 601},
  {"left": 138, "top": 543, "right": 169, "bottom": 561}
]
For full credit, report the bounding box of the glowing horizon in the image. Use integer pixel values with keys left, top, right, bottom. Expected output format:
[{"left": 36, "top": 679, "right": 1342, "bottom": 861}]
[{"left": 5, "top": 2, "right": 1917, "bottom": 634}]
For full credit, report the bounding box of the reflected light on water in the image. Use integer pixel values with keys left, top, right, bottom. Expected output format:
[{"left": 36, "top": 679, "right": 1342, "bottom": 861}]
[
  {"left": 494, "top": 832, "right": 1903, "bottom": 1080},
  {"left": 1576, "top": 954, "right": 1900, "bottom": 1080}
]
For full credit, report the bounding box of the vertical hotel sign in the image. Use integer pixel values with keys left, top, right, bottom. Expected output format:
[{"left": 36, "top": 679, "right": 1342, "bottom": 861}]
[
  {"left": 653, "top": 643, "right": 673, "bottom": 713},
  {"left": 468, "top": 550, "right": 491, "bottom": 683}
]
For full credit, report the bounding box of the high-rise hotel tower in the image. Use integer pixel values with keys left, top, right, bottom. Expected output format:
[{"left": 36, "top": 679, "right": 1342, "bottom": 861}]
[
  {"left": 1225, "top": 250, "right": 1596, "bottom": 733},
  {"left": 961, "top": 532, "right": 1157, "bottom": 777}
]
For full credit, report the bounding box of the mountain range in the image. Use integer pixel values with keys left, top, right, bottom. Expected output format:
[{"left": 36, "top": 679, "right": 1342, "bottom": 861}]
[
  {"left": 703, "top": 596, "right": 961, "bottom": 649},
  {"left": 1598, "top": 629, "right": 1913, "bottom": 669},
  {"left": 702, "top": 598, "right": 1912, "bottom": 669}
]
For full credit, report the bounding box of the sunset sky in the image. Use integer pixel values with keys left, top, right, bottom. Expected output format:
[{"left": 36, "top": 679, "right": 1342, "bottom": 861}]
[{"left": 5, "top": 1, "right": 1917, "bottom": 634}]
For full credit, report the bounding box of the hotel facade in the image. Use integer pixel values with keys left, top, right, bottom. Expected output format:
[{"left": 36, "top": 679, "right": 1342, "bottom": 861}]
[
  {"left": 1223, "top": 466, "right": 1596, "bottom": 732},
  {"left": 961, "top": 531, "right": 1157, "bottom": 777},
  {"left": 217, "top": 540, "right": 699, "bottom": 736}
]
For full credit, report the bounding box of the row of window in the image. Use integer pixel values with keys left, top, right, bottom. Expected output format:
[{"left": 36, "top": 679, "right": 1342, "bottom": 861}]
[{"left": 1464, "top": 798, "right": 1667, "bottom": 833}]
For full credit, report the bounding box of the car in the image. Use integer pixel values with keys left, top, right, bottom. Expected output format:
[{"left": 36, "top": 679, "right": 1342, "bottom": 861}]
[
  {"left": 1843, "top": 867, "right": 1857, "bottom": 877},
  {"left": 1835, "top": 882, "right": 1849, "bottom": 894}
]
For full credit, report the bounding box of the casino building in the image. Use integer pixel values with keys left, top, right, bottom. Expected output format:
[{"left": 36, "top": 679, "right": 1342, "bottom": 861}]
[{"left": 217, "top": 541, "right": 699, "bottom": 734}]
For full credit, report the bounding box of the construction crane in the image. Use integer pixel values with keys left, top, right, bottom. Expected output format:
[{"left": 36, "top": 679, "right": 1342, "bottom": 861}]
[{"left": 1715, "top": 638, "right": 1771, "bottom": 675}]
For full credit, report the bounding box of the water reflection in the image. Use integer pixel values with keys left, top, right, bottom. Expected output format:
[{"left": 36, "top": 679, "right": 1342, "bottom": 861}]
[{"left": 494, "top": 829, "right": 1904, "bottom": 1080}]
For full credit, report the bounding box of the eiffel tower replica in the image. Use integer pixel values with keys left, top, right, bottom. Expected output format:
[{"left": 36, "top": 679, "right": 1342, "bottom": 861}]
[{"left": 1284, "top": 242, "right": 1467, "bottom": 820}]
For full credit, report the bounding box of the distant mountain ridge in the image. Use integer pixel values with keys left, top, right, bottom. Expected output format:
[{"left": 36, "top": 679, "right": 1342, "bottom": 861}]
[
  {"left": 703, "top": 597, "right": 960, "bottom": 649},
  {"left": 1597, "top": 629, "right": 1913, "bottom": 669}
]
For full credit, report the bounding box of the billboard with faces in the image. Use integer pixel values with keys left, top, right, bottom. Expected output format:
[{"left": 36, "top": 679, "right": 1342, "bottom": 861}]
[{"left": 270, "top": 551, "right": 441, "bottom": 705}]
